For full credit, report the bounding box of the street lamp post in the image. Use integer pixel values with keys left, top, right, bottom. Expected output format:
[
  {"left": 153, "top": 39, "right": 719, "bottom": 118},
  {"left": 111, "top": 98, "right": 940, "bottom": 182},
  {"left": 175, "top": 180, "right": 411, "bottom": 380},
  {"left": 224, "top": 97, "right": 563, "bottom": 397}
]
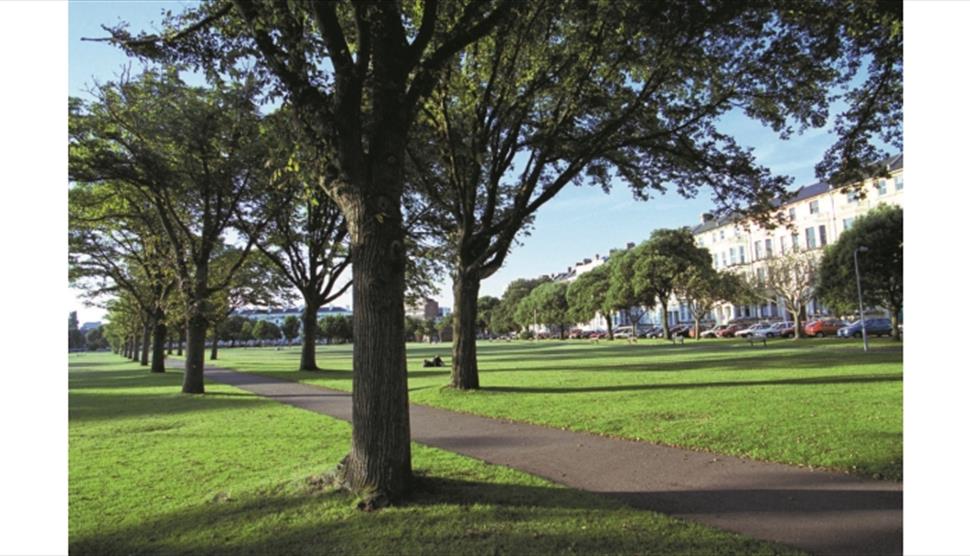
[{"left": 853, "top": 245, "right": 870, "bottom": 352}]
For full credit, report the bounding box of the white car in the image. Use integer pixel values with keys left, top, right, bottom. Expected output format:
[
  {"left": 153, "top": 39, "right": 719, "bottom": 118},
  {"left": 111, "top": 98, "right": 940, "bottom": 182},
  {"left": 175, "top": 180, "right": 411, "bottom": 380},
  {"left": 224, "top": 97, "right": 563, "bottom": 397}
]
[{"left": 735, "top": 322, "right": 773, "bottom": 338}]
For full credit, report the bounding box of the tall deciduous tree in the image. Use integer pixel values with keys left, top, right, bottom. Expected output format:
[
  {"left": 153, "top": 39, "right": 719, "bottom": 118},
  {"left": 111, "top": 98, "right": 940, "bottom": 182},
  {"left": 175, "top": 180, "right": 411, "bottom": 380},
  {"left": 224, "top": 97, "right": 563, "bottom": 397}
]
[
  {"left": 255, "top": 112, "right": 351, "bottom": 370},
  {"left": 70, "top": 70, "right": 269, "bottom": 393},
  {"left": 818, "top": 205, "right": 903, "bottom": 338},
  {"left": 674, "top": 264, "right": 744, "bottom": 340},
  {"left": 607, "top": 249, "right": 654, "bottom": 338},
  {"left": 567, "top": 264, "right": 615, "bottom": 340},
  {"left": 518, "top": 281, "right": 571, "bottom": 339},
  {"left": 493, "top": 277, "right": 550, "bottom": 336},
  {"left": 631, "top": 229, "right": 711, "bottom": 340},
  {"left": 748, "top": 251, "right": 821, "bottom": 339},
  {"left": 68, "top": 179, "right": 175, "bottom": 373}
]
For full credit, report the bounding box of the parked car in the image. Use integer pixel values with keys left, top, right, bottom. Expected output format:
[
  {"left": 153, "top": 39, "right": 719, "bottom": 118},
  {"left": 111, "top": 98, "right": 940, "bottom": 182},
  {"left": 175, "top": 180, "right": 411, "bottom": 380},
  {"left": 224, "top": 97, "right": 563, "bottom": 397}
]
[
  {"left": 735, "top": 322, "right": 774, "bottom": 338},
  {"left": 701, "top": 324, "right": 728, "bottom": 338},
  {"left": 803, "top": 318, "right": 847, "bottom": 337},
  {"left": 716, "top": 323, "right": 744, "bottom": 338},
  {"left": 669, "top": 324, "right": 692, "bottom": 337},
  {"left": 637, "top": 325, "right": 660, "bottom": 338},
  {"left": 754, "top": 321, "right": 795, "bottom": 338},
  {"left": 837, "top": 318, "right": 893, "bottom": 338}
]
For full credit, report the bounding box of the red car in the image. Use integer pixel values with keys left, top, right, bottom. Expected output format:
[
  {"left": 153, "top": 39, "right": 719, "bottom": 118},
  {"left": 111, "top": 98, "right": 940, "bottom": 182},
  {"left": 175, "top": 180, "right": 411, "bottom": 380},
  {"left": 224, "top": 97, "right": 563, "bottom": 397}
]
[
  {"left": 715, "top": 324, "right": 744, "bottom": 338},
  {"left": 803, "top": 318, "right": 847, "bottom": 337}
]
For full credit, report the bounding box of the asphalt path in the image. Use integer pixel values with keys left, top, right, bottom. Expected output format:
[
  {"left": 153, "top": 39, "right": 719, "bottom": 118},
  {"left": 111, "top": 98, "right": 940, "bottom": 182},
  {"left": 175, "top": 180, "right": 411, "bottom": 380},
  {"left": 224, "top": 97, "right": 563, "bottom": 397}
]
[{"left": 169, "top": 359, "right": 902, "bottom": 556}]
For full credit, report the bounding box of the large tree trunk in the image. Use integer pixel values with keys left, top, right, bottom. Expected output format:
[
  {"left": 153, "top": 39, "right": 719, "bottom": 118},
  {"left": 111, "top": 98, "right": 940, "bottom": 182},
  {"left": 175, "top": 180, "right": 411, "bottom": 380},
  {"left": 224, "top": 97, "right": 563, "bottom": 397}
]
[
  {"left": 151, "top": 317, "right": 166, "bottom": 373},
  {"left": 140, "top": 322, "right": 151, "bottom": 366},
  {"left": 337, "top": 192, "right": 412, "bottom": 505},
  {"left": 450, "top": 272, "right": 481, "bottom": 390},
  {"left": 182, "top": 310, "right": 208, "bottom": 394},
  {"left": 210, "top": 324, "right": 219, "bottom": 360},
  {"left": 123, "top": 337, "right": 129, "bottom": 359},
  {"left": 177, "top": 327, "right": 184, "bottom": 356},
  {"left": 300, "top": 302, "right": 321, "bottom": 371},
  {"left": 605, "top": 312, "right": 614, "bottom": 341}
]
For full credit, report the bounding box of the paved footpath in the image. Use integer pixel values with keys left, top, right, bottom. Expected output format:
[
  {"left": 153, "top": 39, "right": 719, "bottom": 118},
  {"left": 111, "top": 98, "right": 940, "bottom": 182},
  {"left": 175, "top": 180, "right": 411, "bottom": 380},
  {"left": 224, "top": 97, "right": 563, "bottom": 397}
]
[{"left": 174, "top": 361, "right": 902, "bottom": 556}]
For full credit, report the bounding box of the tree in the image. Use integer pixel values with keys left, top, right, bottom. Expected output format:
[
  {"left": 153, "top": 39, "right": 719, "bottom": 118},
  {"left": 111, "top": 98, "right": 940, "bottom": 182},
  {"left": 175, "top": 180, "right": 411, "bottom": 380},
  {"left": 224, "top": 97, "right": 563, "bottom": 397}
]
[
  {"left": 607, "top": 248, "right": 655, "bottom": 338},
  {"left": 239, "top": 320, "right": 254, "bottom": 345},
  {"left": 631, "top": 229, "right": 711, "bottom": 339},
  {"left": 747, "top": 251, "right": 821, "bottom": 339},
  {"left": 492, "top": 277, "right": 550, "bottom": 336},
  {"left": 95, "top": 0, "right": 900, "bottom": 502},
  {"left": 85, "top": 326, "right": 110, "bottom": 351},
  {"left": 254, "top": 110, "right": 352, "bottom": 370},
  {"left": 674, "top": 265, "right": 743, "bottom": 340},
  {"left": 208, "top": 249, "right": 294, "bottom": 360},
  {"left": 818, "top": 205, "right": 903, "bottom": 338},
  {"left": 567, "top": 264, "right": 615, "bottom": 340},
  {"left": 519, "top": 282, "right": 571, "bottom": 339},
  {"left": 476, "top": 296, "right": 501, "bottom": 338},
  {"left": 68, "top": 312, "right": 85, "bottom": 351},
  {"left": 252, "top": 320, "right": 282, "bottom": 344},
  {"left": 68, "top": 178, "right": 176, "bottom": 372},
  {"left": 282, "top": 315, "right": 301, "bottom": 345},
  {"left": 69, "top": 70, "right": 269, "bottom": 393}
]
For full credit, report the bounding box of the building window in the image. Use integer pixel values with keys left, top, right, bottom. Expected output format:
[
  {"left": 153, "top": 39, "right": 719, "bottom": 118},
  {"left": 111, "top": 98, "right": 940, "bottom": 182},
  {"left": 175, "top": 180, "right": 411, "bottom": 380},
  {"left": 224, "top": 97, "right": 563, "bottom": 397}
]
[
  {"left": 789, "top": 207, "right": 796, "bottom": 220},
  {"left": 756, "top": 267, "right": 766, "bottom": 286},
  {"left": 754, "top": 241, "right": 762, "bottom": 260},
  {"left": 729, "top": 247, "right": 736, "bottom": 265},
  {"left": 780, "top": 236, "right": 787, "bottom": 255},
  {"left": 877, "top": 179, "right": 888, "bottom": 195},
  {"left": 843, "top": 217, "right": 854, "bottom": 231},
  {"left": 819, "top": 225, "right": 827, "bottom": 246},
  {"left": 721, "top": 252, "right": 727, "bottom": 267},
  {"left": 791, "top": 233, "right": 799, "bottom": 252},
  {"left": 809, "top": 200, "right": 819, "bottom": 214},
  {"left": 805, "top": 227, "right": 817, "bottom": 249},
  {"left": 720, "top": 230, "right": 725, "bottom": 240},
  {"left": 765, "top": 238, "right": 773, "bottom": 258},
  {"left": 712, "top": 253, "right": 717, "bottom": 268},
  {"left": 739, "top": 246, "right": 746, "bottom": 264},
  {"left": 894, "top": 175, "right": 903, "bottom": 190}
]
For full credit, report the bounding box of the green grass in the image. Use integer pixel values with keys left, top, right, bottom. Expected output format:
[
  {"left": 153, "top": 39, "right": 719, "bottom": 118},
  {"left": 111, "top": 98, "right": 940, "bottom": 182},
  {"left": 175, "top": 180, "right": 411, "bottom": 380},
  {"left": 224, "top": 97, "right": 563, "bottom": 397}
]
[
  {"left": 70, "top": 352, "right": 798, "bottom": 555},
  {"left": 211, "top": 338, "right": 903, "bottom": 481}
]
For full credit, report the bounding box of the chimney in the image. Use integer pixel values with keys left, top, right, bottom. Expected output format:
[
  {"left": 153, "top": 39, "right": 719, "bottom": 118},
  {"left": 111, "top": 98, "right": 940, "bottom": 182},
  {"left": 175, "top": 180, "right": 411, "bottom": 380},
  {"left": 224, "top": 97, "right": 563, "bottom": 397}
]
[
  {"left": 595, "top": 254, "right": 600, "bottom": 260},
  {"left": 626, "top": 242, "right": 635, "bottom": 249},
  {"left": 583, "top": 258, "right": 592, "bottom": 264},
  {"left": 701, "top": 212, "right": 714, "bottom": 223}
]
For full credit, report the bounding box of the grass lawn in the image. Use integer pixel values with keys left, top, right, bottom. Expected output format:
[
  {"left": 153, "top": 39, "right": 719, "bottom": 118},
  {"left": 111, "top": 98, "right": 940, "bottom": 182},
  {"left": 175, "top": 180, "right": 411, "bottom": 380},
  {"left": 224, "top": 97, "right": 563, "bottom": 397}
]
[
  {"left": 210, "top": 338, "right": 902, "bottom": 481},
  {"left": 70, "top": 352, "right": 798, "bottom": 555}
]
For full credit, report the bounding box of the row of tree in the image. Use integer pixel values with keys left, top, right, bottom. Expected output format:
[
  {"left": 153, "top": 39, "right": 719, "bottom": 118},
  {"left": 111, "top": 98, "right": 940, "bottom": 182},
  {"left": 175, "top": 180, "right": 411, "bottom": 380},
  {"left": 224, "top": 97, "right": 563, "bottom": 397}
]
[
  {"left": 483, "top": 205, "right": 903, "bottom": 342},
  {"left": 73, "top": 0, "right": 901, "bottom": 503}
]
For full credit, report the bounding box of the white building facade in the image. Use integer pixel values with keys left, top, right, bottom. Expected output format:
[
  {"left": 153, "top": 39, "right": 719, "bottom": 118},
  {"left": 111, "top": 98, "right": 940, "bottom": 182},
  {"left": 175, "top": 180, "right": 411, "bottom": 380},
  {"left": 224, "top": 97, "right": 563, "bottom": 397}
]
[
  {"left": 547, "top": 154, "right": 903, "bottom": 331},
  {"left": 690, "top": 154, "right": 903, "bottom": 323}
]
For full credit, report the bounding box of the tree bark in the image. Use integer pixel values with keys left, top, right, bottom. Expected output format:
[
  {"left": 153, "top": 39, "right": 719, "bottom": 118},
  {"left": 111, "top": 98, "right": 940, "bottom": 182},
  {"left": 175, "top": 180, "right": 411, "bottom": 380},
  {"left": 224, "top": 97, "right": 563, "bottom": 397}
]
[
  {"left": 450, "top": 272, "right": 481, "bottom": 390},
  {"left": 151, "top": 318, "right": 166, "bottom": 373},
  {"left": 182, "top": 310, "right": 208, "bottom": 394},
  {"left": 890, "top": 307, "right": 901, "bottom": 340},
  {"left": 605, "top": 312, "right": 614, "bottom": 341},
  {"left": 140, "top": 322, "right": 151, "bottom": 366},
  {"left": 300, "top": 303, "right": 321, "bottom": 371},
  {"left": 177, "top": 327, "right": 184, "bottom": 356},
  {"left": 338, "top": 194, "right": 412, "bottom": 503},
  {"left": 791, "top": 304, "right": 803, "bottom": 339}
]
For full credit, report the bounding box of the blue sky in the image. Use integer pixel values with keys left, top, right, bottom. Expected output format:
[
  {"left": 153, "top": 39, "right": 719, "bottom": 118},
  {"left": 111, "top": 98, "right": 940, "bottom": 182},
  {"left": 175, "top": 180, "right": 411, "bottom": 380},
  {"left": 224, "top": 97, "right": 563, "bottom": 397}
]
[{"left": 69, "top": 1, "right": 850, "bottom": 321}]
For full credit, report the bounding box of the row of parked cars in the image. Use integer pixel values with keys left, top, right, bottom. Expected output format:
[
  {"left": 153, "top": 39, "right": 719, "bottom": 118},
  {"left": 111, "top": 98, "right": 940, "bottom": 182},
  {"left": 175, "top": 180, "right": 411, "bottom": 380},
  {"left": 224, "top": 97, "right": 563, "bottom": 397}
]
[
  {"left": 698, "top": 317, "right": 895, "bottom": 339},
  {"left": 572, "top": 317, "right": 895, "bottom": 340}
]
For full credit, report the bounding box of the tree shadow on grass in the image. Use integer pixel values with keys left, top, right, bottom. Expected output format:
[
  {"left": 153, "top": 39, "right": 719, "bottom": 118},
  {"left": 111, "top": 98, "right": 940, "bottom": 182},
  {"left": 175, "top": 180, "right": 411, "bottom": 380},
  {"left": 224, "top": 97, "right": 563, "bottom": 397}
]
[
  {"left": 70, "top": 471, "right": 892, "bottom": 556},
  {"left": 479, "top": 373, "right": 901, "bottom": 395}
]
